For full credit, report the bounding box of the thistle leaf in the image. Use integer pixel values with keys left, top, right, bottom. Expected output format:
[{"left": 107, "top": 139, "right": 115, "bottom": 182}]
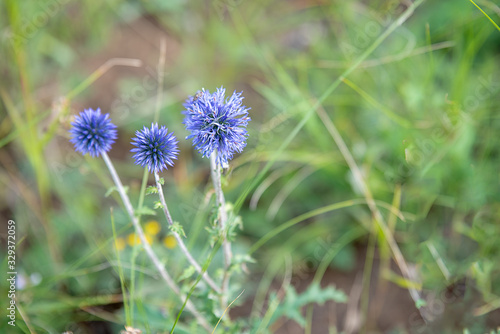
[
  {"left": 146, "top": 186, "right": 158, "bottom": 195},
  {"left": 170, "top": 222, "right": 186, "bottom": 238}
]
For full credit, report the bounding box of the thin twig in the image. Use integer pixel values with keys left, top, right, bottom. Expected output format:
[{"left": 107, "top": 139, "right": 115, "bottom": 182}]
[
  {"left": 315, "top": 106, "right": 427, "bottom": 323},
  {"left": 15, "top": 303, "right": 35, "bottom": 334},
  {"left": 154, "top": 172, "right": 221, "bottom": 294},
  {"left": 101, "top": 152, "right": 211, "bottom": 332},
  {"left": 469, "top": 0, "right": 500, "bottom": 32},
  {"left": 41, "top": 58, "right": 143, "bottom": 147},
  {"left": 210, "top": 152, "right": 232, "bottom": 308},
  {"left": 316, "top": 41, "right": 455, "bottom": 69},
  {"left": 211, "top": 290, "right": 245, "bottom": 334},
  {"left": 66, "top": 58, "right": 143, "bottom": 101}
]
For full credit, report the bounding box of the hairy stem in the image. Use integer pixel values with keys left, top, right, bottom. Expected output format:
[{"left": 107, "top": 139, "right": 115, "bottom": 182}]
[
  {"left": 209, "top": 152, "right": 232, "bottom": 308},
  {"left": 154, "top": 172, "right": 221, "bottom": 294},
  {"left": 101, "top": 152, "right": 211, "bottom": 332}
]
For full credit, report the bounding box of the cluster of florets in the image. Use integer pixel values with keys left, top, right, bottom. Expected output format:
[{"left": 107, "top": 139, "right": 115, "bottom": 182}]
[
  {"left": 69, "top": 108, "right": 117, "bottom": 157},
  {"left": 182, "top": 87, "right": 250, "bottom": 167},
  {"left": 131, "top": 123, "right": 179, "bottom": 173},
  {"left": 69, "top": 86, "right": 250, "bottom": 171}
]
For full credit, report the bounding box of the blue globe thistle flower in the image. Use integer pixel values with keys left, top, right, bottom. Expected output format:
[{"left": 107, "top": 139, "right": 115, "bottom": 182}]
[
  {"left": 131, "top": 123, "right": 179, "bottom": 173},
  {"left": 69, "top": 108, "right": 117, "bottom": 157},
  {"left": 182, "top": 86, "right": 250, "bottom": 166}
]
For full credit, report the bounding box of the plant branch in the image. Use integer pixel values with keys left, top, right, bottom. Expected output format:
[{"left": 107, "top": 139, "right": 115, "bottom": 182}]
[
  {"left": 154, "top": 172, "right": 222, "bottom": 294},
  {"left": 209, "top": 152, "right": 232, "bottom": 308},
  {"left": 101, "top": 152, "right": 211, "bottom": 332}
]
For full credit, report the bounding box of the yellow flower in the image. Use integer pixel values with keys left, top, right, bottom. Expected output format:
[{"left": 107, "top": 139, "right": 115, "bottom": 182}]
[
  {"left": 163, "top": 235, "right": 177, "bottom": 249},
  {"left": 114, "top": 237, "right": 126, "bottom": 251},
  {"left": 145, "top": 220, "right": 161, "bottom": 236},
  {"left": 127, "top": 233, "right": 141, "bottom": 246},
  {"left": 127, "top": 233, "right": 153, "bottom": 246}
]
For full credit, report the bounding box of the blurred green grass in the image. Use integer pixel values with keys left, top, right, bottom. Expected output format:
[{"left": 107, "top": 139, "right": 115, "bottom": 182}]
[{"left": 2, "top": 0, "right": 500, "bottom": 333}]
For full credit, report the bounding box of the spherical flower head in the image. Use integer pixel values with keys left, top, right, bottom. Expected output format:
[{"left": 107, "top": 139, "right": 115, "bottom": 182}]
[
  {"left": 69, "top": 108, "right": 117, "bottom": 157},
  {"left": 182, "top": 86, "right": 251, "bottom": 166},
  {"left": 131, "top": 123, "right": 179, "bottom": 173}
]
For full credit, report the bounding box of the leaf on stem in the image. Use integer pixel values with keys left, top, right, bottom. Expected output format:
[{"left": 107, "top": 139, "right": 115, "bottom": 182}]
[
  {"left": 268, "top": 283, "right": 347, "bottom": 327},
  {"left": 229, "top": 254, "right": 256, "bottom": 275},
  {"left": 105, "top": 185, "right": 129, "bottom": 197},
  {"left": 135, "top": 206, "right": 156, "bottom": 216},
  {"left": 178, "top": 266, "right": 196, "bottom": 282},
  {"left": 170, "top": 221, "right": 186, "bottom": 238},
  {"left": 146, "top": 186, "right": 158, "bottom": 195},
  {"left": 205, "top": 226, "right": 220, "bottom": 248},
  {"left": 227, "top": 215, "right": 243, "bottom": 241}
]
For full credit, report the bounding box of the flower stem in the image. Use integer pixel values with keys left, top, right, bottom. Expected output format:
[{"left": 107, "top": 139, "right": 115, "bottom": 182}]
[
  {"left": 101, "top": 152, "right": 211, "bottom": 332},
  {"left": 210, "top": 152, "right": 232, "bottom": 308},
  {"left": 154, "top": 172, "right": 221, "bottom": 294},
  {"left": 137, "top": 168, "right": 149, "bottom": 210}
]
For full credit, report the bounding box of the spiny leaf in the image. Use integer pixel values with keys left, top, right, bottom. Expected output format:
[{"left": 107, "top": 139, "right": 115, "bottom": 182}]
[
  {"left": 269, "top": 283, "right": 347, "bottom": 327},
  {"left": 229, "top": 254, "right": 256, "bottom": 275},
  {"left": 135, "top": 206, "right": 156, "bottom": 216},
  {"left": 145, "top": 186, "right": 158, "bottom": 195},
  {"left": 178, "top": 266, "right": 196, "bottom": 282},
  {"left": 205, "top": 226, "right": 220, "bottom": 248},
  {"left": 233, "top": 254, "right": 256, "bottom": 265},
  {"left": 170, "top": 222, "right": 186, "bottom": 238},
  {"left": 105, "top": 185, "right": 129, "bottom": 197}
]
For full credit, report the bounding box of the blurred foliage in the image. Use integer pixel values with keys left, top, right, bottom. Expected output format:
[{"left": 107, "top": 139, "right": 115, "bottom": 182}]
[{"left": 1, "top": 0, "right": 500, "bottom": 333}]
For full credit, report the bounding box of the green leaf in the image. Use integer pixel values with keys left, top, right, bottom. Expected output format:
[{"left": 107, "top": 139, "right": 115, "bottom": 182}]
[
  {"left": 234, "top": 254, "right": 256, "bottom": 264},
  {"left": 205, "top": 225, "right": 221, "bottom": 248},
  {"left": 105, "top": 185, "right": 128, "bottom": 197},
  {"left": 227, "top": 215, "right": 243, "bottom": 241},
  {"left": 415, "top": 298, "right": 427, "bottom": 309},
  {"left": 178, "top": 266, "right": 196, "bottom": 282},
  {"left": 146, "top": 186, "right": 158, "bottom": 195},
  {"left": 269, "top": 283, "right": 347, "bottom": 327},
  {"left": 224, "top": 201, "right": 234, "bottom": 212},
  {"left": 135, "top": 206, "right": 156, "bottom": 216},
  {"left": 158, "top": 177, "right": 165, "bottom": 185},
  {"left": 229, "top": 254, "right": 256, "bottom": 275},
  {"left": 154, "top": 201, "right": 164, "bottom": 209},
  {"left": 170, "top": 222, "right": 186, "bottom": 238}
]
